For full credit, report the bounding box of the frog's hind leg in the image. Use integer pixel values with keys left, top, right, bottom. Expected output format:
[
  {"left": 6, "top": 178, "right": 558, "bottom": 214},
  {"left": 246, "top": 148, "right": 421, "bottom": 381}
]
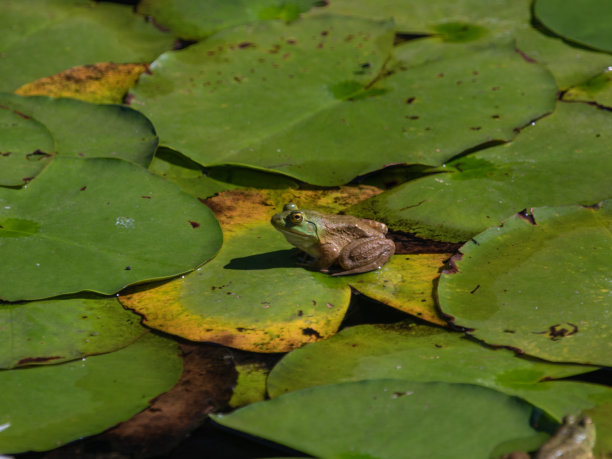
[{"left": 333, "top": 238, "right": 395, "bottom": 276}]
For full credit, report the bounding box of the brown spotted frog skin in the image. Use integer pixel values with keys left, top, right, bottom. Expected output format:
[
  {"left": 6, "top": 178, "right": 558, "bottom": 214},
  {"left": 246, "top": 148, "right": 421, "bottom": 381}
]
[
  {"left": 271, "top": 203, "right": 395, "bottom": 276},
  {"left": 503, "top": 415, "right": 596, "bottom": 459},
  {"left": 535, "top": 415, "right": 595, "bottom": 459}
]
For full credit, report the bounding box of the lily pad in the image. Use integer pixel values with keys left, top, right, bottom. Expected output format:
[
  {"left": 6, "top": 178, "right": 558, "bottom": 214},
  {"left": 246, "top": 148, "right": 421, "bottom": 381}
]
[
  {"left": 563, "top": 69, "right": 612, "bottom": 108},
  {"left": 352, "top": 101, "right": 612, "bottom": 242},
  {"left": 16, "top": 63, "right": 149, "bottom": 104},
  {"left": 0, "top": 0, "right": 173, "bottom": 92},
  {"left": 348, "top": 254, "right": 450, "bottom": 326},
  {"left": 438, "top": 202, "right": 612, "bottom": 366},
  {"left": 131, "top": 16, "right": 556, "bottom": 185},
  {"left": 0, "top": 333, "right": 182, "bottom": 454},
  {"left": 138, "top": 0, "right": 319, "bottom": 40},
  {"left": 0, "top": 105, "right": 55, "bottom": 186},
  {"left": 266, "top": 322, "right": 612, "bottom": 453},
  {"left": 0, "top": 157, "right": 222, "bottom": 301},
  {"left": 305, "top": 0, "right": 530, "bottom": 37},
  {"left": 0, "top": 94, "right": 157, "bottom": 169},
  {"left": 214, "top": 379, "right": 541, "bottom": 459},
  {"left": 0, "top": 296, "right": 147, "bottom": 369},
  {"left": 120, "top": 189, "right": 357, "bottom": 353},
  {"left": 534, "top": 0, "right": 612, "bottom": 53}
]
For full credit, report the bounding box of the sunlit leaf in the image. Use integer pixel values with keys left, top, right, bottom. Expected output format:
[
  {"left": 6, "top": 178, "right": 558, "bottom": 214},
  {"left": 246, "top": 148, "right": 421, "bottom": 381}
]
[
  {"left": 438, "top": 202, "right": 612, "bottom": 366},
  {"left": 352, "top": 102, "right": 612, "bottom": 242},
  {"left": 0, "top": 0, "right": 173, "bottom": 92},
  {"left": 0, "top": 157, "right": 222, "bottom": 301},
  {"left": 16, "top": 63, "right": 148, "bottom": 104}
]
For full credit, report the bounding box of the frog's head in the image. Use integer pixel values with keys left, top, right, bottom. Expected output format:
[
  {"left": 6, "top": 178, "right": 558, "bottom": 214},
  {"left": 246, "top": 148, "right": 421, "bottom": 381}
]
[{"left": 271, "top": 203, "right": 320, "bottom": 245}]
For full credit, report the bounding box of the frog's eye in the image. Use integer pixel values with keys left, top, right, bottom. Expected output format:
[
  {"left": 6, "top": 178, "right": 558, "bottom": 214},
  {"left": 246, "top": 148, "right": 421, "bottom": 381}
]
[{"left": 288, "top": 211, "right": 304, "bottom": 224}]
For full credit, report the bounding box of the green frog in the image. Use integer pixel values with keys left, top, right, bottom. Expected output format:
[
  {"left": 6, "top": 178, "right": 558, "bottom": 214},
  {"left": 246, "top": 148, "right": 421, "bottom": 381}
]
[
  {"left": 271, "top": 203, "right": 395, "bottom": 276},
  {"left": 503, "top": 415, "right": 596, "bottom": 459},
  {"left": 535, "top": 414, "right": 595, "bottom": 459}
]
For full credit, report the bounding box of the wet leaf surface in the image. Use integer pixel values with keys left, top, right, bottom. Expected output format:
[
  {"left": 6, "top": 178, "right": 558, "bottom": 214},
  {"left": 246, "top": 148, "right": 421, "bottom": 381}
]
[
  {"left": 352, "top": 101, "right": 612, "bottom": 242},
  {"left": 0, "top": 333, "right": 182, "bottom": 454},
  {"left": 0, "top": 0, "right": 173, "bottom": 92},
  {"left": 0, "top": 157, "right": 222, "bottom": 301},
  {"left": 0, "top": 296, "right": 146, "bottom": 369},
  {"left": 215, "top": 379, "right": 541, "bottom": 459},
  {"left": 438, "top": 202, "right": 612, "bottom": 366}
]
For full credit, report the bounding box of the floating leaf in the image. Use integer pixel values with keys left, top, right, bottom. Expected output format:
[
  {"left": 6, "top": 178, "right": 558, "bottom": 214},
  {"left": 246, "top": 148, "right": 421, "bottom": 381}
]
[
  {"left": 138, "top": 0, "right": 319, "bottom": 40},
  {"left": 0, "top": 0, "right": 173, "bottom": 92},
  {"left": 0, "top": 94, "right": 157, "bottom": 169},
  {"left": 16, "top": 63, "right": 149, "bottom": 104},
  {"left": 305, "top": 0, "right": 530, "bottom": 37},
  {"left": 0, "top": 157, "right": 222, "bottom": 301},
  {"left": 0, "top": 333, "right": 182, "bottom": 454},
  {"left": 131, "top": 15, "right": 556, "bottom": 185},
  {"left": 214, "top": 379, "right": 541, "bottom": 459},
  {"left": 0, "top": 105, "right": 55, "bottom": 186},
  {"left": 352, "top": 101, "right": 612, "bottom": 242},
  {"left": 120, "top": 187, "right": 396, "bottom": 352},
  {"left": 0, "top": 296, "right": 147, "bottom": 369},
  {"left": 349, "top": 254, "right": 450, "bottom": 326},
  {"left": 438, "top": 203, "right": 612, "bottom": 366},
  {"left": 534, "top": 0, "right": 612, "bottom": 53},
  {"left": 563, "top": 69, "right": 612, "bottom": 108},
  {"left": 267, "top": 323, "right": 593, "bottom": 396}
]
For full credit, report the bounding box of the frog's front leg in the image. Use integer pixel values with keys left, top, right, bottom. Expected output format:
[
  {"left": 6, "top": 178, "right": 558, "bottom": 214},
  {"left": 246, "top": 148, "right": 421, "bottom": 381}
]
[{"left": 334, "top": 237, "right": 395, "bottom": 276}]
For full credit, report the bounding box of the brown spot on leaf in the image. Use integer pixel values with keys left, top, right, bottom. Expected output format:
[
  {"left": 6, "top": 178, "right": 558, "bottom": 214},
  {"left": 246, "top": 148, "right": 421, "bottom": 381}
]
[
  {"left": 302, "top": 327, "right": 322, "bottom": 338},
  {"left": 517, "top": 209, "right": 537, "bottom": 225},
  {"left": 533, "top": 323, "right": 579, "bottom": 341},
  {"left": 18, "top": 356, "right": 62, "bottom": 366},
  {"left": 188, "top": 221, "right": 200, "bottom": 228},
  {"left": 238, "top": 42, "right": 255, "bottom": 49}
]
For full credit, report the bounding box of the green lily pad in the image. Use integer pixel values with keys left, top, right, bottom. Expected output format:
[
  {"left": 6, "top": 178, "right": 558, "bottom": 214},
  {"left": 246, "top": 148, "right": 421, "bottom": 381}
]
[
  {"left": 138, "top": 0, "right": 319, "bottom": 40},
  {"left": 0, "top": 94, "right": 158, "bottom": 168},
  {"left": 563, "top": 69, "right": 612, "bottom": 108},
  {"left": 438, "top": 202, "right": 612, "bottom": 366},
  {"left": 214, "top": 379, "right": 541, "bottom": 459},
  {"left": 0, "top": 105, "right": 55, "bottom": 186},
  {"left": 0, "top": 296, "right": 146, "bottom": 369},
  {"left": 534, "top": 0, "right": 612, "bottom": 53},
  {"left": 305, "top": 0, "right": 530, "bottom": 37},
  {"left": 0, "top": 0, "right": 173, "bottom": 92},
  {"left": 132, "top": 15, "right": 555, "bottom": 185},
  {"left": 352, "top": 101, "right": 612, "bottom": 242},
  {"left": 515, "top": 28, "right": 612, "bottom": 90},
  {"left": 0, "top": 332, "right": 182, "bottom": 454},
  {"left": 0, "top": 157, "right": 222, "bottom": 301},
  {"left": 266, "top": 322, "right": 612, "bottom": 453}
]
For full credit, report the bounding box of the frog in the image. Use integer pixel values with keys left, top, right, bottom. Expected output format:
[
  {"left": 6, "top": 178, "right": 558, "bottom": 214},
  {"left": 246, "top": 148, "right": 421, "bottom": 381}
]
[
  {"left": 535, "top": 414, "right": 595, "bottom": 459},
  {"left": 502, "top": 414, "right": 595, "bottom": 459},
  {"left": 270, "top": 203, "right": 395, "bottom": 276}
]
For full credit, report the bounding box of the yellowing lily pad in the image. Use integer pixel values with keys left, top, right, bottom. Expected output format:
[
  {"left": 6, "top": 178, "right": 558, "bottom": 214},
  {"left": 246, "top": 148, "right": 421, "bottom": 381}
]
[
  {"left": 16, "top": 63, "right": 149, "bottom": 104},
  {"left": 120, "top": 188, "right": 390, "bottom": 352},
  {"left": 438, "top": 202, "right": 612, "bottom": 366},
  {"left": 349, "top": 254, "right": 450, "bottom": 326},
  {"left": 563, "top": 69, "right": 612, "bottom": 108}
]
